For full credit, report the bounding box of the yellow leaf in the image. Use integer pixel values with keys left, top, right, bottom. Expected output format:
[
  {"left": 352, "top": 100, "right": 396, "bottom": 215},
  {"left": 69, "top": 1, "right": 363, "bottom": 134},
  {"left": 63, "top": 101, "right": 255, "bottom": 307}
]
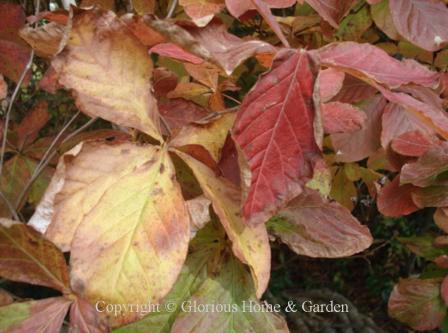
[
  {"left": 175, "top": 150, "right": 270, "bottom": 298},
  {"left": 52, "top": 9, "right": 162, "bottom": 141},
  {"left": 35, "top": 141, "right": 190, "bottom": 325}
]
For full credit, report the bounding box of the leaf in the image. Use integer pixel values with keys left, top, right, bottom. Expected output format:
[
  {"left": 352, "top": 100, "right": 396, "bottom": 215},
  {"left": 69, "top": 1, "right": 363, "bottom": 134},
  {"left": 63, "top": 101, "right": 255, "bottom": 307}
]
[
  {"left": 331, "top": 96, "right": 386, "bottom": 162},
  {"left": 442, "top": 276, "right": 448, "bottom": 306},
  {"left": 14, "top": 100, "right": 49, "bottom": 148},
  {"left": 399, "top": 235, "right": 446, "bottom": 260},
  {"left": 376, "top": 86, "right": 448, "bottom": 140},
  {"left": 335, "top": 5, "right": 372, "bottom": 41},
  {"left": 0, "top": 2, "right": 26, "bottom": 45},
  {"left": 304, "top": 0, "right": 356, "bottom": 28},
  {"left": 176, "top": 151, "right": 271, "bottom": 298},
  {"left": 170, "top": 256, "right": 289, "bottom": 333},
  {"left": 435, "top": 208, "right": 448, "bottom": 233},
  {"left": 381, "top": 103, "right": 436, "bottom": 148},
  {"left": 269, "top": 188, "right": 372, "bottom": 258},
  {"left": 19, "top": 21, "right": 70, "bottom": 58},
  {"left": 0, "top": 297, "right": 72, "bottom": 333},
  {"left": 170, "top": 113, "right": 235, "bottom": 162},
  {"left": 0, "top": 74, "right": 6, "bottom": 100},
  {"left": 233, "top": 49, "right": 322, "bottom": 225},
  {"left": 149, "top": 43, "right": 204, "bottom": 64},
  {"left": 388, "top": 278, "right": 446, "bottom": 331},
  {"left": 371, "top": 0, "right": 400, "bottom": 40},
  {"left": 412, "top": 185, "right": 448, "bottom": 208},
  {"left": 389, "top": 0, "right": 448, "bottom": 51},
  {"left": 400, "top": 143, "right": 448, "bottom": 187},
  {"left": 318, "top": 68, "right": 345, "bottom": 103},
  {"left": 0, "top": 219, "right": 70, "bottom": 293},
  {"left": 159, "top": 99, "right": 209, "bottom": 133},
  {"left": 0, "top": 39, "right": 31, "bottom": 84},
  {"left": 315, "top": 42, "right": 439, "bottom": 88},
  {"left": 51, "top": 9, "right": 162, "bottom": 141},
  {"left": 80, "top": 0, "right": 115, "bottom": 10},
  {"left": 187, "top": 23, "right": 276, "bottom": 75},
  {"left": 132, "top": 0, "right": 155, "bottom": 14},
  {"left": 377, "top": 176, "right": 419, "bottom": 217},
  {"left": 333, "top": 73, "right": 377, "bottom": 104},
  {"left": 69, "top": 297, "right": 110, "bottom": 333},
  {"left": 35, "top": 141, "right": 190, "bottom": 325},
  {"left": 322, "top": 102, "right": 366, "bottom": 134},
  {"left": 225, "top": 0, "right": 296, "bottom": 18},
  {"left": 391, "top": 130, "right": 439, "bottom": 157},
  {"left": 0, "top": 289, "right": 13, "bottom": 307},
  {"left": 180, "top": 0, "right": 225, "bottom": 27},
  {"left": 329, "top": 166, "right": 357, "bottom": 210}
]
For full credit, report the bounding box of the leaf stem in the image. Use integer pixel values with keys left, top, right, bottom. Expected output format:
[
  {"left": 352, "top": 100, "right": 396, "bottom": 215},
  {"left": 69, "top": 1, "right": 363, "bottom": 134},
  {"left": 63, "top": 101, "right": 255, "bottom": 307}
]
[{"left": 166, "top": 0, "right": 178, "bottom": 18}]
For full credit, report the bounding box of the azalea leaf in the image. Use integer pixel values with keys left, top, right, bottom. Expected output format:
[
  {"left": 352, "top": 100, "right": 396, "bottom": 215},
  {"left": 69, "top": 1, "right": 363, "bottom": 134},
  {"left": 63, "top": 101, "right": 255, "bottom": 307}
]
[
  {"left": 51, "top": 8, "right": 162, "bottom": 141},
  {"left": 322, "top": 102, "right": 366, "bottom": 134},
  {"left": 0, "top": 219, "right": 70, "bottom": 293},
  {"left": 0, "top": 297, "right": 72, "bottom": 333},
  {"left": 391, "top": 130, "right": 439, "bottom": 157},
  {"left": 388, "top": 278, "right": 446, "bottom": 331},
  {"left": 377, "top": 176, "right": 419, "bottom": 217},
  {"left": 233, "top": 49, "right": 322, "bottom": 225},
  {"left": 389, "top": 0, "right": 448, "bottom": 51},
  {"left": 318, "top": 68, "right": 345, "bottom": 103},
  {"left": 268, "top": 188, "right": 373, "bottom": 258},
  {"left": 176, "top": 150, "right": 271, "bottom": 298}
]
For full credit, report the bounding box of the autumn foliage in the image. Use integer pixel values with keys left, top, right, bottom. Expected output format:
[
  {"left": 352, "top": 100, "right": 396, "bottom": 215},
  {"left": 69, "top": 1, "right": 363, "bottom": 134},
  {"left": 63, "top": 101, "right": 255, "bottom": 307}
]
[{"left": 0, "top": 0, "right": 447, "bottom": 332}]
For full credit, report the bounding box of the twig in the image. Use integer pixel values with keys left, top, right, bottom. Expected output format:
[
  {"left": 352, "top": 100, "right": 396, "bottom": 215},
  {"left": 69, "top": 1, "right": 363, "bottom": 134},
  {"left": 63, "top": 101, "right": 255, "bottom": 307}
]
[
  {"left": 0, "top": 190, "right": 20, "bottom": 221},
  {"left": 197, "top": 106, "right": 239, "bottom": 123},
  {"left": 166, "top": 0, "right": 178, "bottom": 18},
  {"left": 222, "top": 93, "right": 241, "bottom": 105},
  {"left": 15, "top": 116, "right": 96, "bottom": 211}
]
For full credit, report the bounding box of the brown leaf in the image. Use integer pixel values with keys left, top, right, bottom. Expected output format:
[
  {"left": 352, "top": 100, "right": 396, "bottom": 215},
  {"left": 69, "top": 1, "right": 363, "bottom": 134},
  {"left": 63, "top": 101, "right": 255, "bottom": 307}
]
[
  {"left": 271, "top": 188, "right": 373, "bottom": 257},
  {"left": 15, "top": 101, "right": 49, "bottom": 148},
  {"left": 52, "top": 9, "right": 162, "bottom": 141},
  {"left": 0, "top": 219, "right": 70, "bottom": 293},
  {"left": 0, "top": 39, "right": 31, "bottom": 85},
  {"left": 69, "top": 297, "right": 110, "bottom": 333}
]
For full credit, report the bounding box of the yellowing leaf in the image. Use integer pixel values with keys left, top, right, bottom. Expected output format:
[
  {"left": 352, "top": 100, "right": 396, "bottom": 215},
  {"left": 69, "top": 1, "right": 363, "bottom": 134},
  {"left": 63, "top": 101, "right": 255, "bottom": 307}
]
[
  {"left": 170, "top": 113, "right": 235, "bottom": 162},
  {"left": 34, "top": 141, "right": 190, "bottom": 325},
  {"left": 0, "top": 219, "right": 70, "bottom": 293},
  {"left": 52, "top": 9, "right": 162, "bottom": 141},
  {"left": 176, "top": 151, "right": 271, "bottom": 298}
]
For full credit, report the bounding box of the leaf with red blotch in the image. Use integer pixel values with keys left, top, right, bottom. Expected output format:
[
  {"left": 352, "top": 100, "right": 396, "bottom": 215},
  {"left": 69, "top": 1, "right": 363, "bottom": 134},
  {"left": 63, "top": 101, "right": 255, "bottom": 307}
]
[
  {"left": 159, "top": 99, "right": 209, "bottom": 133},
  {"left": 0, "top": 39, "right": 31, "bottom": 84},
  {"left": 381, "top": 103, "right": 437, "bottom": 148},
  {"left": 377, "top": 176, "right": 419, "bottom": 217},
  {"left": 391, "top": 130, "right": 440, "bottom": 157},
  {"left": 322, "top": 102, "right": 366, "bottom": 134},
  {"left": 304, "top": 0, "right": 356, "bottom": 28},
  {"left": 333, "top": 74, "right": 378, "bottom": 104},
  {"left": 69, "top": 297, "right": 110, "bottom": 333},
  {"left": 0, "top": 219, "right": 70, "bottom": 293},
  {"left": 389, "top": 0, "right": 448, "bottom": 51},
  {"left": 331, "top": 95, "right": 386, "bottom": 163},
  {"left": 0, "top": 297, "right": 72, "bottom": 332},
  {"left": 388, "top": 278, "right": 445, "bottom": 331},
  {"left": 0, "top": 74, "right": 6, "bottom": 100},
  {"left": 376, "top": 87, "right": 448, "bottom": 140},
  {"left": 400, "top": 143, "right": 448, "bottom": 187},
  {"left": 269, "top": 188, "right": 373, "bottom": 258},
  {"left": 233, "top": 50, "right": 322, "bottom": 225},
  {"left": 187, "top": 23, "right": 276, "bottom": 75},
  {"left": 225, "top": 0, "right": 290, "bottom": 47},
  {"left": 318, "top": 68, "right": 345, "bottom": 103},
  {"left": 14, "top": 101, "right": 49, "bottom": 148},
  {"left": 315, "top": 42, "right": 439, "bottom": 88},
  {"left": 180, "top": 0, "right": 225, "bottom": 27},
  {"left": 225, "top": 0, "right": 296, "bottom": 18},
  {"left": 150, "top": 43, "right": 204, "bottom": 64}
]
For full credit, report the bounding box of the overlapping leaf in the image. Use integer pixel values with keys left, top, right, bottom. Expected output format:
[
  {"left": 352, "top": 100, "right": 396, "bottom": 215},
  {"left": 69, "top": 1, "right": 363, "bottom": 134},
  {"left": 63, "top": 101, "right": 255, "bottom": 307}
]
[{"left": 233, "top": 49, "right": 322, "bottom": 225}]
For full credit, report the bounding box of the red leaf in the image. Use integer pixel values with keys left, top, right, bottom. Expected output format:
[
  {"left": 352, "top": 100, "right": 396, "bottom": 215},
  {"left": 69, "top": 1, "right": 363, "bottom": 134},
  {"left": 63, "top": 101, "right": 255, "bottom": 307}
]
[
  {"left": 401, "top": 142, "right": 448, "bottom": 187},
  {"left": 304, "top": 0, "right": 356, "bottom": 28},
  {"left": 381, "top": 103, "right": 436, "bottom": 148},
  {"left": 225, "top": 0, "right": 295, "bottom": 18},
  {"left": 333, "top": 74, "right": 377, "bottom": 104},
  {"left": 15, "top": 101, "right": 49, "bottom": 148},
  {"left": 389, "top": 0, "right": 448, "bottom": 51},
  {"left": 391, "top": 130, "right": 439, "bottom": 157},
  {"left": 377, "top": 175, "right": 419, "bottom": 217},
  {"left": 0, "top": 39, "right": 31, "bottom": 84},
  {"left": 233, "top": 50, "right": 321, "bottom": 225},
  {"left": 331, "top": 95, "right": 386, "bottom": 162},
  {"left": 318, "top": 68, "right": 345, "bottom": 103},
  {"left": 180, "top": 0, "right": 225, "bottom": 27},
  {"left": 187, "top": 23, "right": 276, "bottom": 75},
  {"left": 412, "top": 185, "right": 448, "bottom": 208},
  {"left": 388, "top": 278, "right": 445, "bottom": 331},
  {"left": 315, "top": 42, "right": 439, "bottom": 88},
  {"left": 159, "top": 99, "right": 209, "bottom": 133},
  {"left": 0, "top": 2, "right": 26, "bottom": 44},
  {"left": 153, "top": 67, "right": 178, "bottom": 98},
  {"left": 322, "top": 102, "right": 366, "bottom": 134},
  {"left": 149, "top": 43, "right": 204, "bottom": 64}
]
